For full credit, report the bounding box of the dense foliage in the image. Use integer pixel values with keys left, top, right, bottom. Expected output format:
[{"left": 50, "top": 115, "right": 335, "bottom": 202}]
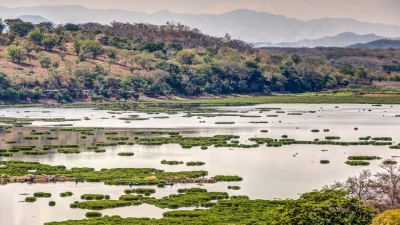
[{"left": 0, "top": 19, "right": 398, "bottom": 103}]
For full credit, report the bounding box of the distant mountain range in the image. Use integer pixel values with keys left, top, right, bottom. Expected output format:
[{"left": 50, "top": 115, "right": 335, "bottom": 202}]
[
  {"left": 18, "top": 15, "right": 50, "bottom": 24},
  {"left": 348, "top": 39, "right": 400, "bottom": 49},
  {"left": 1, "top": 5, "right": 400, "bottom": 43},
  {"left": 253, "top": 32, "right": 397, "bottom": 48}
]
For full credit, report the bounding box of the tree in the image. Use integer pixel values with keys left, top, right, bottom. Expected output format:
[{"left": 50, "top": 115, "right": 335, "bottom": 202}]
[
  {"left": 105, "top": 47, "right": 118, "bottom": 62},
  {"left": 81, "top": 39, "right": 104, "bottom": 59},
  {"left": 176, "top": 50, "right": 196, "bottom": 65},
  {"left": 64, "top": 23, "right": 80, "bottom": 32},
  {"left": 6, "top": 19, "right": 35, "bottom": 37},
  {"left": 272, "top": 188, "right": 376, "bottom": 225},
  {"left": 72, "top": 40, "right": 82, "bottom": 56},
  {"left": 58, "top": 51, "right": 66, "bottom": 61},
  {"left": 0, "top": 18, "right": 5, "bottom": 34},
  {"left": 27, "top": 30, "right": 44, "bottom": 46},
  {"left": 5, "top": 45, "right": 27, "bottom": 63},
  {"left": 22, "top": 41, "right": 34, "bottom": 63},
  {"left": 36, "top": 22, "right": 54, "bottom": 33},
  {"left": 371, "top": 209, "right": 400, "bottom": 225},
  {"left": 41, "top": 34, "right": 57, "bottom": 51},
  {"left": 291, "top": 54, "right": 301, "bottom": 64},
  {"left": 38, "top": 53, "right": 52, "bottom": 68}
]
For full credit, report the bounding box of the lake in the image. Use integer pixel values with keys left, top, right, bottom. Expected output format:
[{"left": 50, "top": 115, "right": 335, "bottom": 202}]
[{"left": 0, "top": 104, "right": 399, "bottom": 225}]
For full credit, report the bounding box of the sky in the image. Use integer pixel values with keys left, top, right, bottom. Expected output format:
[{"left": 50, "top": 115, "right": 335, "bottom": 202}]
[{"left": 1, "top": 0, "right": 399, "bottom": 26}]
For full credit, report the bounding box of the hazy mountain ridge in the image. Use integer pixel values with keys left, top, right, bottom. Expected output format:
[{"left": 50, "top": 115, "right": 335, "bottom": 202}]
[
  {"left": 1, "top": 5, "right": 400, "bottom": 42},
  {"left": 18, "top": 15, "right": 51, "bottom": 24},
  {"left": 348, "top": 39, "right": 400, "bottom": 49}
]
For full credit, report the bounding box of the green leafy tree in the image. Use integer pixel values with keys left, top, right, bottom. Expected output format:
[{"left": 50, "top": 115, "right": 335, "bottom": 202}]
[
  {"left": 5, "top": 45, "right": 27, "bottom": 63},
  {"left": 42, "top": 34, "right": 57, "bottom": 51},
  {"left": 371, "top": 209, "right": 400, "bottom": 225},
  {"left": 36, "top": 22, "right": 54, "bottom": 33},
  {"left": 38, "top": 53, "right": 52, "bottom": 68},
  {"left": 272, "top": 188, "right": 376, "bottom": 225},
  {"left": 72, "top": 40, "right": 82, "bottom": 56},
  {"left": 82, "top": 39, "right": 104, "bottom": 59},
  {"left": 5, "top": 19, "right": 35, "bottom": 37},
  {"left": 105, "top": 47, "right": 118, "bottom": 62},
  {"left": 27, "top": 30, "right": 44, "bottom": 46},
  {"left": 64, "top": 23, "right": 80, "bottom": 32}
]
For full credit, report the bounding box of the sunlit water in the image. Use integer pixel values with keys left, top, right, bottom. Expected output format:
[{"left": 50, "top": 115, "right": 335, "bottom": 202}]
[{"left": 0, "top": 104, "right": 399, "bottom": 225}]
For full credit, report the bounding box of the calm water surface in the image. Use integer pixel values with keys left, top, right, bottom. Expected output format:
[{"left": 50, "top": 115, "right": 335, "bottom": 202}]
[{"left": 0, "top": 104, "right": 399, "bottom": 225}]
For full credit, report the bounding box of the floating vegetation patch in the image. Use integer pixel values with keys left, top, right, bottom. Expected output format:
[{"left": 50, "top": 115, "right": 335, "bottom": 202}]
[
  {"left": 213, "top": 175, "right": 243, "bottom": 181},
  {"left": 81, "top": 194, "right": 110, "bottom": 200},
  {"left": 186, "top": 161, "right": 205, "bottom": 166},
  {"left": 161, "top": 160, "right": 184, "bottom": 165},
  {"left": 325, "top": 136, "right": 341, "bottom": 140},
  {"left": 153, "top": 116, "right": 170, "bottom": 119},
  {"left": 94, "top": 149, "right": 106, "bottom": 153},
  {"left": 345, "top": 161, "right": 370, "bottom": 166},
  {"left": 383, "top": 160, "right": 397, "bottom": 165},
  {"left": 311, "top": 129, "right": 320, "bottom": 132},
  {"left": 372, "top": 137, "right": 392, "bottom": 141},
  {"left": 58, "top": 149, "right": 80, "bottom": 154},
  {"left": 118, "top": 152, "right": 134, "bottom": 156},
  {"left": 25, "top": 197, "right": 36, "bottom": 202},
  {"left": 46, "top": 137, "right": 58, "bottom": 140},
  {"left": 48, "top": 201, "right": 56, "bottom": 206},
  {"left": 347, "top": 156, "right": 382, "bottom": 160},
  {"left": 70, "top": 200, "right": 135, "bottom": 210},
  {"left": 60, "top": 192, "right": 73, "bottom": 197},
  {"left": 85, "top": 212, "right": 102, "bottom": 218},
  {"left": 23, "top": 137, "right": 39, "bottom": 140},
  {"left": 260, "top": 130, "right": 268, "bottom": 133},
  {"left": 288, "top": 113, "right": 303, "bottom": 115},
  {"left": 0, "top": 152, "right": 13, "bottom": 157},
  {"left": 320, "top": 160, "right": 330, "bottom": 164},
  {"left": 249, "top": 121, "right": 268, "bottom": 124},
  {"left": 227, "top": 186, "right": 241, "bottom": 190},
  {"left": 23, "top": 150, "right": 48, "bottom": 155},
  {"left": 267, "top": 115, "right": 278, "bottom": 117},
  {"left": 34, "top": 192, "right": 51, "bottom": 198},
  {"left": 215, "top": 122, "right": 235, "bottom": 124},
  {"left": 107, "top": 136, "right": 129, "bottom": 141}
]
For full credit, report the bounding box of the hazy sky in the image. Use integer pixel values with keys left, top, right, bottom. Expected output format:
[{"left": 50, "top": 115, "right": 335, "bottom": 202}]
[{"left": 2, "top": 0, "right": 399, "bottom": 26}]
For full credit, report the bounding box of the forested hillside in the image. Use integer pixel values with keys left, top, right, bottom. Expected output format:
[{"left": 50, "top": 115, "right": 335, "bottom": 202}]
[{"left": 0, "top": 18, "right": 399, "bottom": 103}]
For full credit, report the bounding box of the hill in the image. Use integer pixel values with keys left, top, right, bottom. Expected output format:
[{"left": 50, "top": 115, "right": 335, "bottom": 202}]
[
  {"left": 348, "top": 39, "right": 400, "bottom": 49},
  {"left": 0, "top": 20, "right": 399, "bottom": 103},
  {"left": 255, "top": 32, "right": 387, "bottom": 48},
  {"left": 18, "top": 15, "right": 51, "bottom": 24},
  {"left": 1, "top": 5, "right": 400, "bottom": 42}
]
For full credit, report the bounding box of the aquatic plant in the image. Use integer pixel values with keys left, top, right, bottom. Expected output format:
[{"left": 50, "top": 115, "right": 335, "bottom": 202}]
[
  {"left": 48, "top": 201, "right": 56, "bottom": 206},
  {"left": 161, "top": 160, "right": 184, "bottom": 165},
  {"left": 94, "top": 149, "right": 106, "bottom": 153},
  {"left": 186, "top": 161, "right": 205, "bottom": 166},
  {"left": 85, "top": 212, "right": 102, "bottom": 218},
  {"left": 25, "top": 197, "right": 37, "bottom": 202},
  {"left": 227, "top": 186, "right": 241, "bottom": 190},
  {"left": 58, "top": 149, "right": 80, "bottom": 154},
  {"left": 311, "top": 129, "right": 320, "bottom": 132},
  {"left": 60, "top": 192, "right": 73, "bottom": 197},
  {"left": 34, "top": 192, "right": 51, "bottom": 198},
  {"left": 345, "top": 161, "right": 370, "bottom": 166},
  {"left": 320, "top": 160, "right": 330, "bottom": 164},
  {"left": 81, "top": 194, "right": 110, "bottom": 200},
  {"left": 347, "top": 156, "right": 382, "bottom": 160},
  {"left": 118, "top": 152, "right": 134, "bottom": 156}
]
